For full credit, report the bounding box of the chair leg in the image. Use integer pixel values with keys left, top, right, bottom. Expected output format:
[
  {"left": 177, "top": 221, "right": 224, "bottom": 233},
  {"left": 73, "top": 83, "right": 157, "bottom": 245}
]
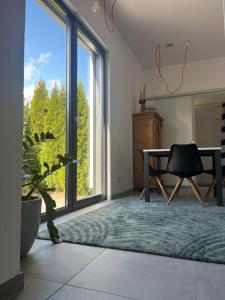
[
  {"left": 187, "top": 178, "right": 205, "bottom": 207},
  {"left": 140, "top": 188, "right": 145, "bottom": 200},
  {"left": 204, "top": 178, "right": 216, "bottom": 202},
  {"left": 167, "top": 178, "right": 183, "bottom": 205},
  {"left": 156, "top": 177, "right": 169, "bottom": 201}
]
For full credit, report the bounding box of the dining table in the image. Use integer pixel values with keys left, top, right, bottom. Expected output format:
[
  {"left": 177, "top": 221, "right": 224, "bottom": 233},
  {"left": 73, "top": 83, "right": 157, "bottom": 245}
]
[{"left": 143, "top": 147, "right": 223, "bottom": 206}]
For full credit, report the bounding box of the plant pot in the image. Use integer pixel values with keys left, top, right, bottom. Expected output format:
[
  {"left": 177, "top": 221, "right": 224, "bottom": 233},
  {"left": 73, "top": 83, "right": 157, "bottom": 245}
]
[{"left": 21, "top": 197, "right": 42, "bottom": 258}]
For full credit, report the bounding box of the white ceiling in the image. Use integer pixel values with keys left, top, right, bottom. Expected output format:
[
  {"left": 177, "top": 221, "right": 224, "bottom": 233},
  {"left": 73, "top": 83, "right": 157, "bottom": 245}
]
[{"left": 108, "top": 0, "right": 225, "bottom": 68}]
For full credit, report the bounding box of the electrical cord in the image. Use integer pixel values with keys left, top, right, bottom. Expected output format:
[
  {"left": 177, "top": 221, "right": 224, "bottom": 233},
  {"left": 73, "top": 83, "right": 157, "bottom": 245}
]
[
  {"left": 102, "top": 0, "right": 117, "bottom": 33},
  {"left": 155, "top": 43, "right": 189, "bottom": 94}
]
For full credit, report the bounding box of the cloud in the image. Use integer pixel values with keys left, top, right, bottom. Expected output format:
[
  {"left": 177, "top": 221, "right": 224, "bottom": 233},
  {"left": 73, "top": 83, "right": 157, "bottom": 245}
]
[
  {"left": 24, "top": 84, "right": 35, "bottom": 103},
  {"left": 37, "top": 52, "right": 51, "bottom": 64},
  {"left": 24, "top": 62, "right": 38, "bottom": 81},
  {"left": 24, "top": 52, "right": 52, "bottom": 81},
  {"left": 48, "top": 79, "right": 61, "bottom": 89}
]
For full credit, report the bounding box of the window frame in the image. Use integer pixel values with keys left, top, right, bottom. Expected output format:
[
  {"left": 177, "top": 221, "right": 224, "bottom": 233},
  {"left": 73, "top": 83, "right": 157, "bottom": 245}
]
[{"left": 34, "top": 0, "right": 107, "bottom": 221}]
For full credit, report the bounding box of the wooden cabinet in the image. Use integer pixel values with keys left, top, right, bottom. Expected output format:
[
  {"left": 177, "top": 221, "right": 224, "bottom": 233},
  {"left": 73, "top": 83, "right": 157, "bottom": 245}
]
[{"left": 133, "top": 112, "right": 163, "bottom": 190}]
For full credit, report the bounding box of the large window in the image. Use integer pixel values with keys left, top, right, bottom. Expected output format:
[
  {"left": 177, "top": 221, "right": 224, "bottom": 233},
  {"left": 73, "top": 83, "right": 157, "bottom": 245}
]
[
  {"left": 77, "top": 33, "right": 104, "bottom": 201},
  {"left": 24, "top": 0, "right": 105, "bottom": 215}
]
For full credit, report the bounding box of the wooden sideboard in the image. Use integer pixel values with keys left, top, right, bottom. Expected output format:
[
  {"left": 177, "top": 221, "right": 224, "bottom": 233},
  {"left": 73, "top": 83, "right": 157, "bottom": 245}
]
[{"left": 133, "top": 112, "right": 163, "bottom": 190}]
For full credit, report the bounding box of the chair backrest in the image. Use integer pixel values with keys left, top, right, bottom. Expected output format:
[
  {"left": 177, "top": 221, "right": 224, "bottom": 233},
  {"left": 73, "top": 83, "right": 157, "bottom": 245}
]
[{"left": 167, "top": 144, "right": 203, "bottom": 178}]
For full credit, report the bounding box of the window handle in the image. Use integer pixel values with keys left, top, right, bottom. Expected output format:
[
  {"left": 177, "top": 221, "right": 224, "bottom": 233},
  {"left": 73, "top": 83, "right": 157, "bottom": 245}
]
[{"left": 75, "top": 117, "right": 80, "bottom": 128}]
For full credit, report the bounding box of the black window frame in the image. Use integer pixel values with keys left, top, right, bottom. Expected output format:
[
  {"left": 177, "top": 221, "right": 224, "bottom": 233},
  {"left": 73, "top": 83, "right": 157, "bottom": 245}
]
[{"left": 29, "top": 0, "right": 107, "bottom": 221}]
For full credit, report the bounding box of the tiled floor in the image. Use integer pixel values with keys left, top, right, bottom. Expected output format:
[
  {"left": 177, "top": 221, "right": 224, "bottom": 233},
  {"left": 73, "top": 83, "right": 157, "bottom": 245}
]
[{"left": 16, "top": 192, "right": 225, "bottom": 300}]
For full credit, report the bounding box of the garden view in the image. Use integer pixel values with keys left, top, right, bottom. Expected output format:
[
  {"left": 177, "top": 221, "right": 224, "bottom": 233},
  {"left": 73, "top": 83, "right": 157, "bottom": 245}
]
[{"left": 23, "top": 79, "right": 91, "bottom": 209}]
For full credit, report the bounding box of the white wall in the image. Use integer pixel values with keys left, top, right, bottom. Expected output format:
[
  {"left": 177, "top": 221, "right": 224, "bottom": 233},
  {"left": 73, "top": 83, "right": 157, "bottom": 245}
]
[
  {"left": 0, "top": 0, "right": 25, "bottom": 285},
  {"left": 143, "top": 57, "right": 225, "bottom": 99},
  {"left": 66, "top": 0, "right": 144, "bottom": 196},
  {"left": 149, "top": 97, "right": 193, "bottom": 185}
]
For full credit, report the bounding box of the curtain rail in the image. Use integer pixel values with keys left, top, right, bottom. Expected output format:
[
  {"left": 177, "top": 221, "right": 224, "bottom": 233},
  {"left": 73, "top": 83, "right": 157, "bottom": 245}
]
[{"left": 144, "top": 88, "right": 225, "bottom": 101}]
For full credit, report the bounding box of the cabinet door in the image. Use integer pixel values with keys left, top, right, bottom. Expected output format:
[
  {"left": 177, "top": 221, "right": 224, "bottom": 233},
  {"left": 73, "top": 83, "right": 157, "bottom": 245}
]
[
  {"left": 133, "top": 116, "right": 161, "bottom": 189},
  {"left": 133, "top": 117, "right": 146, "bottom": 188}
]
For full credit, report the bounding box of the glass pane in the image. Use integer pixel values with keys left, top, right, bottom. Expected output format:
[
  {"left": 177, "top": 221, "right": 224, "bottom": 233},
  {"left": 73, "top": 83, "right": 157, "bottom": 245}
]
[
  {"left": 76, "top": 34, "right": 103, "bottom": 201},
  {"left": 23, "top": 0, "right": 67, "bottom": 212}
]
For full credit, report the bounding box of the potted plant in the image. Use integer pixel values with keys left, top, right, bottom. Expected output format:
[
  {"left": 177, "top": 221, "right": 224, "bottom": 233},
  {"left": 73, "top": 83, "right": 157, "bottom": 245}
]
[{"left": 21, "top": 131, "right": 76, "bottom": 257}]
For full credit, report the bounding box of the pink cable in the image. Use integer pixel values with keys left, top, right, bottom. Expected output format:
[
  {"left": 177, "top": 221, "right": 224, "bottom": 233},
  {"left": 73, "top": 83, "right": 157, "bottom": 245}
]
[{"left": 102, "top": 0, "right": 117, "bottom": 33}]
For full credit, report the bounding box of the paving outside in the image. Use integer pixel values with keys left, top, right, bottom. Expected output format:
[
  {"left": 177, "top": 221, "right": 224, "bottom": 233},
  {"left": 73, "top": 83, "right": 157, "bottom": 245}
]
[
  {"left": 41, "top": 191, "right": 91, "bottom": 213},
  {"left": 17, "top": 190, "right": 225, "bottom": 300}
]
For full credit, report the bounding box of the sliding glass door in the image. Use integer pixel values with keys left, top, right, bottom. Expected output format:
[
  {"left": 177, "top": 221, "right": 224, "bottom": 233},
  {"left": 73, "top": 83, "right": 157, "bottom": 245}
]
[
  {"left": 24, "top": 0, "right": 67, "bottom": 212},
  {"left": 76, "top": 33, "right": 104, "bottom": 202},
  {"left": 24, "top": 0, "right": 105, "bottom": 216}
]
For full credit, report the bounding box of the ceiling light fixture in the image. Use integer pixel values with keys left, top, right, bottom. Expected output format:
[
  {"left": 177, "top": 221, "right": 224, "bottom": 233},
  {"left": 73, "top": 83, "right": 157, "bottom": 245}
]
[
  {"left": 92, "top": 0, "right": 100, "bottom": 13},
  {"left": 91, "top": 0, "right": 117, "bottom": 33},
  {"left": 165, "top": 43, "right": 174, "bottom": 48},
  {"left": 155, "top": 41, "right": 190, "bottom": 94}
]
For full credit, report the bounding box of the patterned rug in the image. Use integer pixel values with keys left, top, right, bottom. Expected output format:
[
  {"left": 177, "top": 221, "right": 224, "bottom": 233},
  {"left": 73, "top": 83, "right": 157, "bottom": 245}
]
[{"left": 38, "top": 195, "right": 225, "bottom": 264}]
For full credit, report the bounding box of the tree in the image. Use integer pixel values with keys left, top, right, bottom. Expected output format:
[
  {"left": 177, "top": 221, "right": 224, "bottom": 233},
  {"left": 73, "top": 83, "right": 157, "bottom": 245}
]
[
  {"left": 77, "top": 81, "right": 91, "bottom": 196},
  {"left": 30, "top": 79, "right": 49, "bottom": 135},
  {"left": 25, "top": 79, "right": 90, "bottom": 196},
  {"left": 23, "top": 101, "right": 39, "bottom": 175},
  {"left": 41, "top": 83, "right": 66, "bottom": 191},
  {"left": 29, "top": 79, "right": 49, "bottom": 173}
]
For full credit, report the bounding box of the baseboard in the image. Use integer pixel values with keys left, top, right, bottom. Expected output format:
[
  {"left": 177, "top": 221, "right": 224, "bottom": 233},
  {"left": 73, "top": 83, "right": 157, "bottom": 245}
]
[
  {"left": 108, "top": 190, "right": 133, "bottom": 200},
  {"left": 0, "top": 272, "right": 24, "bottom": 300}
]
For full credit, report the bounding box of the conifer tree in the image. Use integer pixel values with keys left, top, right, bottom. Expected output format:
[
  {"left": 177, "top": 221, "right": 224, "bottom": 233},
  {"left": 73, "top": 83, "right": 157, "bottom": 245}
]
[
  {"left": 41, "top": 83, "right": 66, "bottom": 191},
  {"left": 30, "top": 79, "right": 49, "bottom": 135},
  {"left": 23, "top": 101, "right": 39, "bottom": 174},
  {"left": 29, "top": 79, "right": 49, "bottom": 173},
  {"left": 77, "top": 81, "right": 91, "bottom": 196}
]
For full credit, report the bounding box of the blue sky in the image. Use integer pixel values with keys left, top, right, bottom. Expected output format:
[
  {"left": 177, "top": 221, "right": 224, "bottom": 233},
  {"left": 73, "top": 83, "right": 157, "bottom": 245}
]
[{"left": 24, "top": 0, "right": 90, "bottom": 101}]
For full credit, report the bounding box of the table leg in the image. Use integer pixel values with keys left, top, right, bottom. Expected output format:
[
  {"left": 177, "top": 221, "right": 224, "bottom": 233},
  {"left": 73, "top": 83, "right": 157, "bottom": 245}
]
[
  {"left": 156, "top": 157, "right": 161, "bottom": 195},
  {"left": 212, "top": 155, "right": 217, "bottom": 197},
  {"left": 215, "top": 150, "right": 223, "bottom": 206},
  {"left": 144, "top": 152, "right": 150, "bottom": 202}
]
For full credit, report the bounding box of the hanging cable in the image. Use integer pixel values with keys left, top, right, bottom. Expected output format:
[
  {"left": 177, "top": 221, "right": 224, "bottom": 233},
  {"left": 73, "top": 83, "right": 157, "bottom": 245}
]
[
  {"left": 155, "top": 42, "right": 190, "bottom": 94},
  {"left": 102, "top": 0, "right": 117, "bottom": 33}
]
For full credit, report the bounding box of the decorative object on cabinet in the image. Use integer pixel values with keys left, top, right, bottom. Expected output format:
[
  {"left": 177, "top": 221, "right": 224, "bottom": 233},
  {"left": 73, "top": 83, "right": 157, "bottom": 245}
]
[{"left": 139, "top": 84, "right": 146, "bottom": 113}]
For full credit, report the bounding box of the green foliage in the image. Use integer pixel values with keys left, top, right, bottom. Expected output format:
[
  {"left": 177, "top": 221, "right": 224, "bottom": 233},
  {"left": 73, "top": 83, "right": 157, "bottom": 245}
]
[
  {"left": 30, "top": 80, "right": 49, "bottom": 135},
  {"left": 24, "top": 79, "right": 91, "bottom": 198},
  {"left": 77, "top": 82, "right": 91, "bottom": 196},
  {"left": 22, "top": 132, "right": 77, "bottom": 243},
  {"left": 41, "top": 84, "right": 66, "bottom": 191},
  {"left": 23, "top": 102, "right": 40, "bottom": 177}
]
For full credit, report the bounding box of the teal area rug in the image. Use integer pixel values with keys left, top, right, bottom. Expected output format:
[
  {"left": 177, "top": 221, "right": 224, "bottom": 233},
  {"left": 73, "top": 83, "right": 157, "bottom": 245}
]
[{"left": 38, "top": 195, "right": 225, "bottom": 264}]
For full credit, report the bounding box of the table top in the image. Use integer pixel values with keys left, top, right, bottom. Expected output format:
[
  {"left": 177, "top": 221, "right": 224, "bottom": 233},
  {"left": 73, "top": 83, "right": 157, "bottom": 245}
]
[{"left": 143, "top": 147, "right": 221, "bottom": 153}]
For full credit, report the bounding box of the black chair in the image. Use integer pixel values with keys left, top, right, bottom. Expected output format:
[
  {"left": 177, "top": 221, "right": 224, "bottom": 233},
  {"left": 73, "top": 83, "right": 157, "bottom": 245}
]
[
  {"left": 167, "top": 144, "right": 205, "bottom": 207},
  {"left": 137, "top": 149, "right": 169, "bottom": 201}
]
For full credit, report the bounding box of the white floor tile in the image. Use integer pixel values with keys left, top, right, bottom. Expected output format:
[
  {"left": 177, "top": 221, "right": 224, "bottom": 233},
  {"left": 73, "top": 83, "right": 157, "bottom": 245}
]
[
  {"left": 15, "top": 276, "right": 62, "bottom": 300},
  {"left": 68, "top": 249, "right": 211, "bottom": 300},
  {"left": 49, "top": 285, "right": 136, "bottom": 300},
  {"left": 21, "top": 241, "right": 104, "bottom": 283}
]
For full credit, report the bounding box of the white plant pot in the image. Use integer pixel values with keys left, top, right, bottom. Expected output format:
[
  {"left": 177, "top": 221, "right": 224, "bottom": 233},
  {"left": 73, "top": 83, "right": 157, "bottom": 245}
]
[{"left": 20, "top": 198, "right": 42, "bottom": 258}]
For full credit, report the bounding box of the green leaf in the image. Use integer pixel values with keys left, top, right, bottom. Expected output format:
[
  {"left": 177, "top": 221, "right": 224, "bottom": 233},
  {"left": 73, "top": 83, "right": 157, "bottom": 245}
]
[
  {"left": 47, "top": 220, "right": 61, "bottom": 244},
  {"left": 26, "top": 135, "right": 34, "bottom": 146},
  {"left": 38, "top": 188, "right": 61, "bottom": 243},
  {"left": 43, "top": 162, "right": 49, "bottom": 170},
  {"left": 34, "top": 133, "right": 39, "bottom": 143},
  {"left": 45, "top": 131, "right": 55, "bottom": 140},
  {"left": 40, "top": 132, "right": 45, "bottom": 141},
  {"left": 23, "top": 141, "right": 28, "bottom": 151},
  {"left": 57, "top": 154, "right": 66, "bottom": 164},
  {"left": 51, "top": 164, "right": 61, "bottom": 172}
]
